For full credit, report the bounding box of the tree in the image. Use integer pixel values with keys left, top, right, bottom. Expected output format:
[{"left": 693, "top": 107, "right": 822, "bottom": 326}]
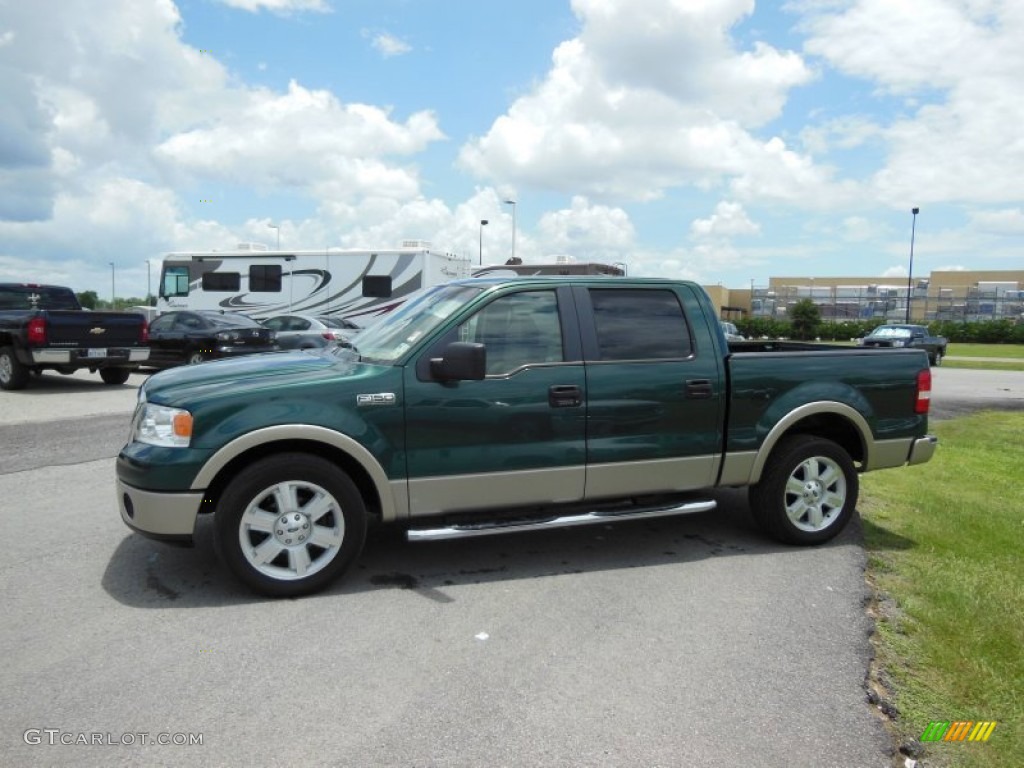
[
  {"left": 789, "top": 298, "right": 821, "bottom": 340},
  {"left": 76, "top": 290, "right": 98, "bottom": 309}
]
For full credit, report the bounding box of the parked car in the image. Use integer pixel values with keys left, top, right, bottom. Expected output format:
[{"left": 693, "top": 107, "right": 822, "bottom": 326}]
[
  {"left": 260, "top": 314, "right": 355, "bottom": 350},
  {"left": 0, "top": 282, "right": 149, "bottom": 390},
  {"left": 146, "top": 310, "right": 277, "bottom": 368},
  {"left": 720, "top": 321, "right": 745, "bottom": 342},
  {"left": 117, "top": 277, "right": 936, "bottom": 597},
  {"left": 857, "top": 324, "right": 948, "bottom": 366},
  {"left": 317, "top": 316, "right": 362, "bottom": 335}
]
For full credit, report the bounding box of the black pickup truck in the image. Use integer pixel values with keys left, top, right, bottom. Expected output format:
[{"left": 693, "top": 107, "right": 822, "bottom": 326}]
[
  {"left": 857, "top": 324, "right": 948, "bottom": 366},
  {"left": 0, "top": 283, "right": 150, "bottom": 390}
]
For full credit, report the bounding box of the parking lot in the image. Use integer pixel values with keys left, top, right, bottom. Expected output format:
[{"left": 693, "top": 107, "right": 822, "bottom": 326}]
[{"left": 2, "top": 367, "right": 1022, "bottom": 767}]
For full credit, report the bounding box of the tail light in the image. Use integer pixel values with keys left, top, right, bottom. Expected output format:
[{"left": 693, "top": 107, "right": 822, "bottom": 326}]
[
  {"left": 322, "top": 332, "right": 338, "bottom": 341},
  {"left": 915, "top": 368, "right": 931, "bottom": 414},
  {"left": 27, "top": 317, "right": 47, "bottom": 344},
  {"left": 140, "top": 320, "right": 149, "bottom": 343}
]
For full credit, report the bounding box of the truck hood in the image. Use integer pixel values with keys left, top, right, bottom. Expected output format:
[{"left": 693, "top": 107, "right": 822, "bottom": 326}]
[{"left": 141, "top": 349, "right": 380, "bottom": 405}]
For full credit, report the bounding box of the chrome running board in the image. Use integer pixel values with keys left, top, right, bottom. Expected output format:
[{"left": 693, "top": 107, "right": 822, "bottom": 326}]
[{"left": 406, "top": 499, "right": 717, "bottom": 542}]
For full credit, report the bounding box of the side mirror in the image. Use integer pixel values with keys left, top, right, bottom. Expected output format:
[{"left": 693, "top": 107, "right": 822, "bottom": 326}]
[{"left": 430, "top": 342, "right": 486, "bottom": 381}]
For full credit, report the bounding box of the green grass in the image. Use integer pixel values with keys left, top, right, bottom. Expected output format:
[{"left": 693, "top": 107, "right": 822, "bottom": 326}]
[
  {"left": 860, "top": 412, "right": 1024, "bottom": 767},
  {"left": 942, "top": 359, "right": 1024, "bottom": 371},
  {"left": 947, "top": 343, "right": 1024, "bottom": 359}
]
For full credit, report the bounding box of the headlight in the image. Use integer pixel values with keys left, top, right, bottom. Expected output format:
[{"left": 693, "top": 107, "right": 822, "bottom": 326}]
[
  {"left": 131, "top": 403, "right": 193, "bottom": 447},
  {"left": 893, "top": 340, "right": 906, "bottom": 347},
  {"left": 216, "top": 330, "right": 240, "bottom": 342}
]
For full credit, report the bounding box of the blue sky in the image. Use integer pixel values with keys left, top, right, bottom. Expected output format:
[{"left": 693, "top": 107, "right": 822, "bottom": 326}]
[{"left": 1, "top": 0, "right": 1022, "bottom": 298}]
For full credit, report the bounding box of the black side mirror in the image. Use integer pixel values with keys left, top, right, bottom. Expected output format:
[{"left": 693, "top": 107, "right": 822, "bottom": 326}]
[{"left": 430, "top": 342, "right": 486, "bottom": 381}]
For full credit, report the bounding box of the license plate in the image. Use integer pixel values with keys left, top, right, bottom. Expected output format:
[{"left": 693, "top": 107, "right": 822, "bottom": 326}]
[{"left": 87, "top": 348, "right": 107, "bottom": 358}]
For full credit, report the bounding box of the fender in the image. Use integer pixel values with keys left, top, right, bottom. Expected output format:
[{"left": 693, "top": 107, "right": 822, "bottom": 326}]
[
  {"left": 190, "top": 424, "right": 405, "bottom": 522},
  {"left": 749, "top": 401, "right": 872, "bottom": 484}
]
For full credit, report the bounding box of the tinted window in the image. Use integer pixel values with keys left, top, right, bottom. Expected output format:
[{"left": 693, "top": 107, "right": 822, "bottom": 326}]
[
  {"left": 201, "top": 312, "right": 261, "bottom": 328},
  {"left": 250, "top": 265, "right": 282, "bottom": 292},
  {"left": 149, "top": 314, "right": 176, "bottom": 332},
  {"left": 202, "top": 272, "right": 240, "bottom": 292},
  {"left": 458, "top": 290, "right": 563, "bottom": 375},
  {"left": 589, "top": 289, "right": 692, "bottom": 360},
  {"left": 0, "top": 285, "right": 80, "bottom": 310}
]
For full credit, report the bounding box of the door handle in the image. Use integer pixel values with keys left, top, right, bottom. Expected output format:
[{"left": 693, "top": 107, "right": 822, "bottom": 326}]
[
  {"left": 685, "top": 379, "right": 714, "bottom": 399},
  {"left": 549, "top": 384, "right": 582, "bottom": 408}
]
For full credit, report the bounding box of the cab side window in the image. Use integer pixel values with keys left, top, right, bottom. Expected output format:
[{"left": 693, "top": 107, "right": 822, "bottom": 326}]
[
  {"left": 458, "top": 291, "right": 563, "bottom": 375},
  {"left": 589, "top": 289, "right": 692, "bottom": 360}
]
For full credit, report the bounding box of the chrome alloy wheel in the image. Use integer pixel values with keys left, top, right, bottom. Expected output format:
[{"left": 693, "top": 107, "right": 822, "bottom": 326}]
[
  {"left": 238, "top": 480, "right": 345, "bottom": 581},
  {"left": 784, "top": 455, "right": 847, "bottom": 533}
]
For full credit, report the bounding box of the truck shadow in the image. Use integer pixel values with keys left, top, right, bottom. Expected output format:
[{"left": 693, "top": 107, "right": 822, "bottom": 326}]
[
  {"left": 5, "top": 370, "right": 149, "bottom": 394},
  {"left": 101, "top": 488, "right": 882, "bottom": 609}
]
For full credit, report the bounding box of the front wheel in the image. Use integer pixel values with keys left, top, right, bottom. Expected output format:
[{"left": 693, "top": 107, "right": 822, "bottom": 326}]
[
  {"left": 749, "top": 435, "right": 858, "bottom": 545},
  {"left": 0, "top": 346, "right": 31, "bottom": 391},
  {"left": 186, "top": 351, "right": 205, "bottom": 365},
  {"left": 213, "top": 454, "right": 368, "bottom": 597}
]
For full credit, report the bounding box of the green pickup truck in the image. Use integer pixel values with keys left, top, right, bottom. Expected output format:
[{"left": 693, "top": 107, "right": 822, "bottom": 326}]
[{"left": 117, "top": 277, "right": 937, "bottom": 596}]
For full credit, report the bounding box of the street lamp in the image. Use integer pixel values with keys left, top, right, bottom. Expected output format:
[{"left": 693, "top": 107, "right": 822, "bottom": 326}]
[
  {"left": 479, "top": 220, "right": 489, "bottom": 265},
  {"left": 108, "top": 262, "right": 115, "bottom": 308},
  {"left": 268, "top": 223, "right": 280, "bottom": 250},
  {"left": 503, "top": 199, "right": 516, "bottom": 261},
  {"left": 905, "top": 207, "right": 920, "bottom": 323},
  {"left": 146, "top": 259, "right": 152, "bottom": 305}
]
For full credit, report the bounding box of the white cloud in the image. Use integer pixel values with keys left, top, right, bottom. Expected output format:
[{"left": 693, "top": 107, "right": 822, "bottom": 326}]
[
  {"left": 801, "top": 0, "right": 1024, "bottom": 205},
  {"left": 968, "top": 208, "right": 1024, "bottom": 235},
  {"left": 370, "top": 32, "right": 412, "bottom": 58},
  {"left": 460, "top": 0, "right": 822, "bottom": 203},
  {"left": 691, "top": 201, "right": 760, "bottom": 238},
  {"left": 215, "top": 0, "right": 330, "bottom": 13},
  {"left": 156, "top": 81, "right": 443, "bottom": 200}
]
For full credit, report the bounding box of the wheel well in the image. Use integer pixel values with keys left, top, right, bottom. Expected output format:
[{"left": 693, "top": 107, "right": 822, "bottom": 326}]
[
  {"left": 200, "top": 439, "right": 385, "bottom": 524},
  {"left": 777, "top": 413, "right": 865, "bottom": 466}
]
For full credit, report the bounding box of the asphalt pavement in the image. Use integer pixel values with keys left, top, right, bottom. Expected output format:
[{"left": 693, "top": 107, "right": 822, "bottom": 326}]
[{"left": 1, "top": 365, "right": 1022, "bottom": 767}]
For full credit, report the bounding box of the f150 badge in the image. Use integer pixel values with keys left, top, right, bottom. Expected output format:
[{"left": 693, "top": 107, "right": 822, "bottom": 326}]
[{"left": 356, "top": 393, "right": 396, "bottom": 406}]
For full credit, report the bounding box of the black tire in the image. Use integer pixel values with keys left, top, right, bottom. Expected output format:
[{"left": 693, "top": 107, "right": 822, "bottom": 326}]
[
  {"left": 0, "top": 346, "right": 31, "bottom": 391},
  {"left": 99, "top": 367, "right": 131, "bottom": 385},
  {"left": 213, "top": 453, "right": 368, "bottom": 597},
  {"left": 931, "top": 349, "right": 943, "bottom": 367},
  {"left": 187, "top": 350, "right": 205, "bottom": 365},
  {"left": 749, "top": 435, "right": 858, "bottom": 545}
]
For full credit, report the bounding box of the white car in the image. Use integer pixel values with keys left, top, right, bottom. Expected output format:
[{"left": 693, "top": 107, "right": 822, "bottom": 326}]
[{"left": 261, "top": 314, "right": 358, "bottom": 350}]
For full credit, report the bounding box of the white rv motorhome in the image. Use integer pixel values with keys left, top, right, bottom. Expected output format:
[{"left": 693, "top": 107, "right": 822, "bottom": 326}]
[{"left": 156, "top": 242, "right": 471, "bottom": 325}]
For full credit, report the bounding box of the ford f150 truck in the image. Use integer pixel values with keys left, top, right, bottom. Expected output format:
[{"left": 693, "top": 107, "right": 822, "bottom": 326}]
[
  {"left": 858, "top": 324, "right": 948, "bottom": 366},
  {"left": 0, "top": 283, "right": 150, "bottom": 390},
  {"left": 117, "top": 277, "right": 937, "bottom": 596}
]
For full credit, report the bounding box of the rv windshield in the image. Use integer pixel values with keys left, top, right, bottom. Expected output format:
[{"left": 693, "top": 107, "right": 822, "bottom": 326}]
[{"left": 346, "top": 283, "right": 483, "bottom": 365}]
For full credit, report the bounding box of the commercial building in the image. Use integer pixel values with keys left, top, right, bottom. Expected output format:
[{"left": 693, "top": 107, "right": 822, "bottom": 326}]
[{"left": 706, "top": 269, "right": 1024, "bottom": 323}]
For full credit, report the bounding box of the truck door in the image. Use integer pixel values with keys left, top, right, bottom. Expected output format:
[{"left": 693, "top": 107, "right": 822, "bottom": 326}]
[
  {"left": 573, "top": 285, "right": 725, "bottom": 498},
  {"left": 403, "top": 286, "right": 586, "bottom": 517}
]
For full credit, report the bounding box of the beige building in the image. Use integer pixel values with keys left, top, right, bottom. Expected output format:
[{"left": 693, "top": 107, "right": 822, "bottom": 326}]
[{"left": 707, "top": 269, "right": 1024, "bottom": 323}]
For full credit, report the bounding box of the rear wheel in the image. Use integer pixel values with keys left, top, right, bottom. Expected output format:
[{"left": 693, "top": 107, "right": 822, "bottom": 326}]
[
  {"left": 931, "top": 349, "right": 943, "bottom": 367},
  {"left": 0, "top": 346, "right": 30, "bottom": 391},
  {"left": 213, "top": 454, "right": 368, "bottom": 597},
  {"left": 99, "top": 367, "right": 131, "bottom": 385},
  {"left": 750, "top": 435, "right": 858, "bottom": 545}
]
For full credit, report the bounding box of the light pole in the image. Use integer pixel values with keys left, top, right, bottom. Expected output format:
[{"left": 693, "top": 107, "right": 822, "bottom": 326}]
[
  {"left": 268, "top": 223, "right": 280, "bottom": 250},
  {"left": 146, "top": 260, "right": 152, "bottom": 305},
  {"left": 905, "top": 207, "right": 920, "bottom": 323},
  {"left": 109, "top": 262, "right": 115, "bottom": 308},
  {"left": 503, "top": 199, "right": 516, "bottom": 261},
  {"left": 479, "top": 220, "right": 489, "bottom": 265}
]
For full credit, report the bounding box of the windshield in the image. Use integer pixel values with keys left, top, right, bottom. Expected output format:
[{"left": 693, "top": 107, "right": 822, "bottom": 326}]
[
  {"left": 869, "top": 327, "right": 913, "bottom": 338},
  {"left": 343, "top": 283, "right": 484, "bottom": 364}
]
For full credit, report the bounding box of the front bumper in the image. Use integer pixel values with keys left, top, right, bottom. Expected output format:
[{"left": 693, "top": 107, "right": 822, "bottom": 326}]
[{"left": 117, "top": 477, "right": 203, "bottom": 544}]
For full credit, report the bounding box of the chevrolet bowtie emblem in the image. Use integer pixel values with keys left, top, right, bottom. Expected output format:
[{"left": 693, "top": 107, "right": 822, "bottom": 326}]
[{"left": 89, "top": 327, "right": 106, "bottom": 335}]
